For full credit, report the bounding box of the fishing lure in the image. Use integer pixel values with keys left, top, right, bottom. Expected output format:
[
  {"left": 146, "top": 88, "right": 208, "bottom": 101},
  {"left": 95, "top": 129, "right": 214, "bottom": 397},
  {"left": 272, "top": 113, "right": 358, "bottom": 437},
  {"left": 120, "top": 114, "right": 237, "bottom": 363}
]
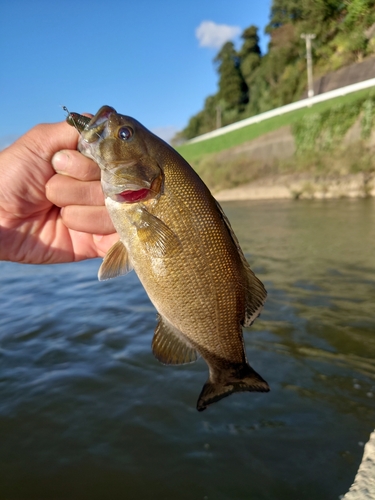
[{"left": 63, "top": 106, "right": 90, "bottom": 133}]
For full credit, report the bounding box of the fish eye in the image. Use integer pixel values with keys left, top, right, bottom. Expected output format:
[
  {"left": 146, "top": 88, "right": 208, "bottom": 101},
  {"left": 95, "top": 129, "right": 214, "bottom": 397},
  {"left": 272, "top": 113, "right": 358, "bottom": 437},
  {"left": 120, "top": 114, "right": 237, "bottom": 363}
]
[{"left": 118, "top": 126, "right": 133, "bottom": 141}]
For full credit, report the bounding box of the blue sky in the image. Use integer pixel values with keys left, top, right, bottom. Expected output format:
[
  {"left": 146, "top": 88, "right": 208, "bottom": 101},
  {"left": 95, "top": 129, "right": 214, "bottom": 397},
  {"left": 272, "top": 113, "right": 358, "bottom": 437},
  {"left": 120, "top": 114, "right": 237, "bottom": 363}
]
[{"left": 0, "top": 0, "right": 272, "bottom": 147}]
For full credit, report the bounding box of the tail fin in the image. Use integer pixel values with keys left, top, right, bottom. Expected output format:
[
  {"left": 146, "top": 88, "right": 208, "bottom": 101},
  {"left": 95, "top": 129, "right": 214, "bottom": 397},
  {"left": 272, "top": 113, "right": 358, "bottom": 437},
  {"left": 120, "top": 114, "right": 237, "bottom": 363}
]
[{"left": 196, "top": 364, "right": 269, "bottom": 412}]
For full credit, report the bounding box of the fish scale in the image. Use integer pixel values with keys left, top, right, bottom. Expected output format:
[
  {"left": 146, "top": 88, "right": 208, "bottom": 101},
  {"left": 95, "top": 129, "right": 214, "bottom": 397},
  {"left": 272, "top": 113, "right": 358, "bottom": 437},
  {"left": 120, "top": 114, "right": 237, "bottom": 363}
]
[
  {"left": 67, "top": 105, "right": 269, "bottom": 411},
  {"left": 150, "top": 185, "right": 241, "bottom": 357}
]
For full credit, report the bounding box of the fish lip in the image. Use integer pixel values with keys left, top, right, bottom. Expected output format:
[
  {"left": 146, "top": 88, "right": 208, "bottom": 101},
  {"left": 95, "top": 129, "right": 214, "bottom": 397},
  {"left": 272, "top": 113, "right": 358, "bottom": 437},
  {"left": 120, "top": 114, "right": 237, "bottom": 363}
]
[
  {"left": 113, "top": 174, "right": 163, "bottom": 203},
  {"left": 77, "top": 139, "right": 103, "bottom": 165},
  {"left": 101, "top": 163, "right": 159, "bottom": 195},
  {"left": 115, "top": 188, "right": 151, "bottom": 203},
  {"left": 80, "top": 106, "right": 116, "bottom": 144},
  {"left": 102, "top": 174, "right": 162, "bottom": 204},
  {"left": 77, "top": 139, "right": 92, "bottom": 153},
  {"left": 101, "top": 179, "right": 152, "bottom": 200}
]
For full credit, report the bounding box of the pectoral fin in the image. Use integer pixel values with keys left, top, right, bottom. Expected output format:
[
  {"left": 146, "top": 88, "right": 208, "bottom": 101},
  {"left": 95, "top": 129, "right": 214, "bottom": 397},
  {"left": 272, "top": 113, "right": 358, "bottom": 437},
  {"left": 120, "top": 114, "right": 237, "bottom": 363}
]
[
  {"left": 136, "top": 210, "right": 181, "bottom": 258},
  {"left": 152, "top": 315, "right": 198, "bottom": 365},
  {"left": 98, "top": 240, "right": 133, "bottom": 281}
]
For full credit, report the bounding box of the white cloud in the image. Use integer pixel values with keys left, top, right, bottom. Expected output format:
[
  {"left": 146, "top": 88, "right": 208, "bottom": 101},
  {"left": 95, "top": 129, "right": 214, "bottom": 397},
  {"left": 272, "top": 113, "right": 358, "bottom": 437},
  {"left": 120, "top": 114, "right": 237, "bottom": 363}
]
[{"left": 196, "top": 21, "right": 241, "bottom": 49}]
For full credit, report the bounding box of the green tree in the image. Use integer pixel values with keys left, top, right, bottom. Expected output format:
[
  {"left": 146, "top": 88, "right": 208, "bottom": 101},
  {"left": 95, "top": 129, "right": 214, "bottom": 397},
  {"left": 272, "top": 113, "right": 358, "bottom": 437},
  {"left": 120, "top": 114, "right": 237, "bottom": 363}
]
[
  {"left": 214, "top": 41, "right": 249, "bottom": 110},
  {"left": 239, "top": 25, "right": 262, "bottom": 89},
  {"left": 343, "top": 0, "right": 375, "bottom": 29},
  {"left": 340, "top": 0, "right": 375, "bottom": 58},
  {"left": 177, "top": 0, "right": 375, "bottom": 142},
  {"left": 179, "top": 94, "right": 221, "bottom": 140},
  {"left": 266, "top": 0, "right": 304, "bottom": 31}
]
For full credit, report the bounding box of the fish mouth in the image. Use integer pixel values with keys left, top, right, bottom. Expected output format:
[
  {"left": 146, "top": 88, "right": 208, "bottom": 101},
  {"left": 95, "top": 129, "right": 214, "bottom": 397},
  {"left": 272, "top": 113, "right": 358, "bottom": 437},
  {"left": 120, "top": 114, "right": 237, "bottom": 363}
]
[
  {"left": 103, "top": 174, "right": 162, "bottom": 204},
  {"left": 115, "top": 175, "right": 163, "bottom": 203},
  {"left": 81, "top": 106, "right": 116, "bottom": 144},
  {"left": 102, "top": 180, "right": 154, "bottom": 204},
  {"left": 116, "top": 187, "right": 151, "bottom": 203}
]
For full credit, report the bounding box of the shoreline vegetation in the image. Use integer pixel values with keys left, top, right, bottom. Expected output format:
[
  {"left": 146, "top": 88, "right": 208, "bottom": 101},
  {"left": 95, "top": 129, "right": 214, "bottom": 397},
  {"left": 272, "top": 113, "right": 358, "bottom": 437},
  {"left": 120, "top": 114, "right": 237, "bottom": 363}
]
[
  {"left": 174, "top": 0, "right": 375, "bottom": 203},
  {"left": 177, "top": 90, "right": 375, "bottom": 202}
]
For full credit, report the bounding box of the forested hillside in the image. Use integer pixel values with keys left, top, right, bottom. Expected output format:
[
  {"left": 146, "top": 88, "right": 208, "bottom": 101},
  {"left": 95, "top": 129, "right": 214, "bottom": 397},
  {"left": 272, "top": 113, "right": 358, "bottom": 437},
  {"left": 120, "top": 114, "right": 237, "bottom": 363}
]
[{"left": 177, "top": 0, "right": 375, "bottom": 141}]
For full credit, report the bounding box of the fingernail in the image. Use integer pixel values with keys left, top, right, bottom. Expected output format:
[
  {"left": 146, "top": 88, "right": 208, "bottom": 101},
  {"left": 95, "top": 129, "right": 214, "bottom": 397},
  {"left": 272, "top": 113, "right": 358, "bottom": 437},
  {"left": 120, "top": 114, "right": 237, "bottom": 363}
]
[
  {"left": 52, "top": 151, "right": 70, "bottom": 174},
  {"left": 93, "top": 234, "right": 104, "bottom": 242}
]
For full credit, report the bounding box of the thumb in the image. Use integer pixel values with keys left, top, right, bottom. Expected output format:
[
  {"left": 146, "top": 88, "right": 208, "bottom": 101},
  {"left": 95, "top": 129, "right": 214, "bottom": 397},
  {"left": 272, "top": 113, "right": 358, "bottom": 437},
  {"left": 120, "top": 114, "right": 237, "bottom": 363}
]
[{"left": 23, "top": 120, "right": 81, "bottom": 163}]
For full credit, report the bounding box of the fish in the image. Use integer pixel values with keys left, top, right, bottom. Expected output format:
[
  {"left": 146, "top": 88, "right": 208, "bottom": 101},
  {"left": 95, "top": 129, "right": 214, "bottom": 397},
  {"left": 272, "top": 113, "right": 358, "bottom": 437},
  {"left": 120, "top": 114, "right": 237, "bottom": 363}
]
[{"left": 66, "top": 105, "right": 269, "bottom": 411}]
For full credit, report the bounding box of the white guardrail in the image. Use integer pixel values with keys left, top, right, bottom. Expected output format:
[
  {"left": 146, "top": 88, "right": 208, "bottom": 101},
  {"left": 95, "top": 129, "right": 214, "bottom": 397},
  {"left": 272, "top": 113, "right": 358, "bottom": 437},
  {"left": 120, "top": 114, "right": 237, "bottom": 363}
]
[{"left": 187, "top": 77, "right": 375, "bottom": 145}]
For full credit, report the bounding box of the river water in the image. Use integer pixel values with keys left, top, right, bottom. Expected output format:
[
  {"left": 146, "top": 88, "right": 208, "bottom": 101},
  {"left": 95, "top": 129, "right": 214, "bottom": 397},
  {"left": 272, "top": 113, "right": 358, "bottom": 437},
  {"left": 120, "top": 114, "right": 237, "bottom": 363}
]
[{"left": 0, "top": 198, "right": 374, "bottom": 500}]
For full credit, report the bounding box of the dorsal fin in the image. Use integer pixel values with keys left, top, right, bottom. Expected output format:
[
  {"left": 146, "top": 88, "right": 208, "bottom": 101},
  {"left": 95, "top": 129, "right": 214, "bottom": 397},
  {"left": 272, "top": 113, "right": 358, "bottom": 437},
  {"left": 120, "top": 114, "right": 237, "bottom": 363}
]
[
  {"left": 214, "top": 200, "right": 267, "bottom": 326},
  {"left": 98, "top": 240, "right": 133, "bottom": 281},
  {"left": 152, "top": 315, "right": 198, "bottom": 365}
]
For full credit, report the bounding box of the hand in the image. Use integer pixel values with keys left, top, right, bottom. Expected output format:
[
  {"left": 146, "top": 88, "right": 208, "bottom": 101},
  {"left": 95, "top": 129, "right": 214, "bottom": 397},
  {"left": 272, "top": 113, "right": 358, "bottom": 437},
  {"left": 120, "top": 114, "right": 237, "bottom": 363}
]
[{"left": 0, "top": 120, "right": 117, "bottom": 264}]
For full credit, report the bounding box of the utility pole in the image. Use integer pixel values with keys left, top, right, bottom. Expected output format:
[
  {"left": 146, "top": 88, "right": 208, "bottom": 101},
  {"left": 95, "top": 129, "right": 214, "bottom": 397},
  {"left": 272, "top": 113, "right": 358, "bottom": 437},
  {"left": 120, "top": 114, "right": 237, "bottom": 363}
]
[
  {"left": 301, "top": 33, "right": 316, "bottom": 98},
  {"left": 216, "top": 105, "right": 222, "bottom": 129}
]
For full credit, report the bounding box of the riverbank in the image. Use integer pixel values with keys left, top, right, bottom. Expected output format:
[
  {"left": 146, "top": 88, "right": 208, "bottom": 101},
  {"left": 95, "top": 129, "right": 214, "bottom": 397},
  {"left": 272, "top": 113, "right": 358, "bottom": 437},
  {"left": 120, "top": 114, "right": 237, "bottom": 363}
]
[
  {"left": 181, "top": 98, "right": 375, "bottom": 201},
  {"left": 215, "top": 172, "right": 375, "bottom": 201}
]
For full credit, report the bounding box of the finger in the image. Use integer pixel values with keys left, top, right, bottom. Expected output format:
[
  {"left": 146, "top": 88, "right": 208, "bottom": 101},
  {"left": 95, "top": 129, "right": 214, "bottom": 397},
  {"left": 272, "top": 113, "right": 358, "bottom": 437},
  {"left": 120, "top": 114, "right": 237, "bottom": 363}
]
[
  {"left": 46, "top": 175, "right": 104, "bottom": 207},
  {"left": 52, "top": 150, "right": 100, "bottom": 181},
  {"left": 61, "top": 205, "right": 115, "bottom": 234},
  {"left": 26, "top": 121, "right": 81, "bottom": 160},
  {"left": 93, "top": 233, "right": 120, "bottom": 257}
]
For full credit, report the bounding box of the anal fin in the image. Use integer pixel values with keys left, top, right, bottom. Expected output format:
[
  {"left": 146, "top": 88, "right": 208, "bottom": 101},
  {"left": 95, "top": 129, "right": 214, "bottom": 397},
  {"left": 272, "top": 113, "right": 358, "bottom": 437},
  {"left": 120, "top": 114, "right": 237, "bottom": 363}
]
[
  {"left": 98, "top": 240, "right": 133, "bottom": 281},
  {"left": 152, "top": 315, "right": 198, "bottom": 365}
]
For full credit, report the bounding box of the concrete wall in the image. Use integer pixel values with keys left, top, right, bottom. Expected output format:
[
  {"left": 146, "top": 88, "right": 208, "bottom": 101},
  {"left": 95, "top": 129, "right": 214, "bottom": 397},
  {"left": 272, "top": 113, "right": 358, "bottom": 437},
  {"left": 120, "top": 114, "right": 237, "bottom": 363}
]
[{"left": 301, "top": 57, "right": 375, "bottom": 98}]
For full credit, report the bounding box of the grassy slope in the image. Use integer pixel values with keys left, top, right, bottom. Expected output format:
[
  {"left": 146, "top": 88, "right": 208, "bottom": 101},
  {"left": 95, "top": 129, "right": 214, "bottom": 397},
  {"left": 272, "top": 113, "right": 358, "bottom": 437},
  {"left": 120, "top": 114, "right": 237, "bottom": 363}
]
[{"left": 176, "top": 88, "right": 373, "bottom": 165}]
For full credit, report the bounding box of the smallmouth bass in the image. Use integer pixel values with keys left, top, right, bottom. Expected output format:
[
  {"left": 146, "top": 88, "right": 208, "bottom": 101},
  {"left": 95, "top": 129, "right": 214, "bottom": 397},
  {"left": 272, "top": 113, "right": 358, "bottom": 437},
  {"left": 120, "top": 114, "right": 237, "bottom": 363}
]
[{"left": 67, "top": 105, "right": 269, "bottom": 411}]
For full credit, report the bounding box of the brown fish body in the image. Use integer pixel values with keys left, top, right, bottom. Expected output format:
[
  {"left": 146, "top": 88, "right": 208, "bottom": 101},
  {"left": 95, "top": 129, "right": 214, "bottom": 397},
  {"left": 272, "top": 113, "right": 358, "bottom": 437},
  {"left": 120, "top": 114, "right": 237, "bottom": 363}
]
[{"left": 72, "top": 106, "right": 269, "bottom": 410}]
